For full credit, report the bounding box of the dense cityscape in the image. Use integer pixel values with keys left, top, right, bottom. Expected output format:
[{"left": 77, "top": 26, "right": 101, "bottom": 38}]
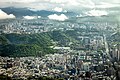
[
  {"left": 0, "top": 0, "right": 120, "bottom": 80},
  {"left": 0, "top": 18, "right": 120, "bottom": 80}
]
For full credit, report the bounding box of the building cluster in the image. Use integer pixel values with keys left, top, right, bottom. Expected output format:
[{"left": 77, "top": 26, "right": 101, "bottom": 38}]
[
  {"left": 110, "top": 43, "right": 120, "bottom": 61},
  {"left": 0, "top": 19, "right": 47, "bottom": 34},
  {"left": 0, "top": 48, "right": 118, "bottom": 80},
  {"left": 0, "top": 19, "right": 120, "bottom": 79},
  {"left": 0, "top": 19, "right": 118, "bottom": 34}
]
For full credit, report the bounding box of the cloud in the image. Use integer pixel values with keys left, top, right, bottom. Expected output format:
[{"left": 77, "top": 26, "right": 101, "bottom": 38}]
[
  {"left": 23, "top": 16, "right": 41, "bottom": 19},
  {"left": 96, "top": 2, "right": 120, "bottom": 8},
  {"left": 23, "top": 16, "right": 36, "bottom": 19},
  {"left": 53, "top": 7, "right": 63, "bottom": 12},
  {"left": 48, "top": 14, "right": 68, "bottom": 21},
  {"left": 0, "top": 9, "right": 15, "bottom": 19},
  {"left": 1, "top": 0, "right": 119, "bottom": 10},
  {"left": 52, "top": 7, "right": 67, "bottom": 12},
  {"left": 76, "top": 14, "right": 85, "bottom": 18},
  {"left": 49, "top": 0, "right": 67, "bottom": 4},
  {"left": 85, "top": 10, "right": 108, "bottom": 17},
  {"left": 38, "top": 16, "right": 41, "bottom": 18},
  {"left": 1, "top": 0, "right": 36, "bottom": 3}
]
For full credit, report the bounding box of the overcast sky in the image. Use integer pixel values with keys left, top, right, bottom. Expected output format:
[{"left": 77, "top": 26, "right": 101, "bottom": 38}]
[{"left": 0, "top": 0, "right": 120, "bottom": 11}]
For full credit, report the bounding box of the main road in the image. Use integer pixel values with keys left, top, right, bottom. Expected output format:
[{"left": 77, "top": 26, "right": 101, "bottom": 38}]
[{"left": 103, "top": 34, "right": 112, "bottom": 61}]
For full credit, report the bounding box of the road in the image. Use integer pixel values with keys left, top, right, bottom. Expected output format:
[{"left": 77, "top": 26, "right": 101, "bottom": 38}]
[{"left": 103, "top": 35, "right": 112, "bottom": 61}]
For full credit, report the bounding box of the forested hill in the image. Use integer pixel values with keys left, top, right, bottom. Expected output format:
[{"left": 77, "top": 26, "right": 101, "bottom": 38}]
[{"left": 0, "top": 30, "right": 79, "bottom": 57}]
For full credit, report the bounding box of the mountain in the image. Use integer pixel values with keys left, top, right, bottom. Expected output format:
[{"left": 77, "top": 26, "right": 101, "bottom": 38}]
[
  {"left": 0, "top": 7, "right": 77, "bottom": 18},
  {"left": 1, "top": 7, "right": 34, "bottom": 18}
]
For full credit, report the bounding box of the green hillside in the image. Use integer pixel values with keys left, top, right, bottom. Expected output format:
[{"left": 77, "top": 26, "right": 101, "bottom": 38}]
[{"left": 0, "top": 30, "right": 80, "bottom": 57}]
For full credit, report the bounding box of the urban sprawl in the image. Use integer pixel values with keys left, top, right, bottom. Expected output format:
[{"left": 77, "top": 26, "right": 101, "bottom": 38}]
[{"left": 0, "top": 19, "right": 120, "bottom": 80}]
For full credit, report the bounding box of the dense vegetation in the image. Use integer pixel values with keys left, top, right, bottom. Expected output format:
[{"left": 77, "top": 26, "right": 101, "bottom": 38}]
[
  {"left": 0, "top": 32, "right": 54, "bottom": 57},
  {"left": 0, "top": 30, "right": 80, "bottom": 57}
]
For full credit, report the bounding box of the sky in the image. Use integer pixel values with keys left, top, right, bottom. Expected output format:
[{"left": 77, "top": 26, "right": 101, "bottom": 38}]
[
  {"left": 0, "top": 0, "right": 120, "bottom": 11},
  {"left": 0, "top": 0, "right": 120, "bottom": 20}
]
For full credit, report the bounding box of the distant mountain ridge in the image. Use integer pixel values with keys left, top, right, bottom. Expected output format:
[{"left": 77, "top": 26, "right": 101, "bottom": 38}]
[
  {"left": 0, "top": 7, "right": 118, "bottom": 23},
  {"left": 0, "top": 7, "right": 77, "bottom": 18}
]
